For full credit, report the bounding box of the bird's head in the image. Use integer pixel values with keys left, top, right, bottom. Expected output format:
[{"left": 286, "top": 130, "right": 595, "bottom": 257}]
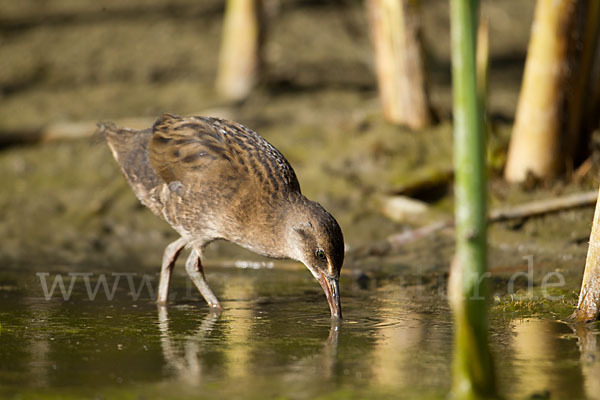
[{"left": 286, "top": 198, "right": 344, "bottom": 319}]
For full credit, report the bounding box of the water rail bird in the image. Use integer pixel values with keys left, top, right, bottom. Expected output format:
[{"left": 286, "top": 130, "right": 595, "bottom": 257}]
[{"left": 99, "top": 114, "right": 344, "bottom": 318}]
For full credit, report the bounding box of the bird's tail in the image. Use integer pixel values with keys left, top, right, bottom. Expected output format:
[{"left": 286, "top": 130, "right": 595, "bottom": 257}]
[
  {"left": 95, "top": 121, "right": 133, "bottom": 142},
  {"left": 95, "top": 121, "right": 116, "bottom": 136},
  {"left": 91, "top": 121, "right": 114, "bottom": 144},
  {"left": 97, "top": 121, "right": 148, "bottom": 160},
  {"left": 97, "top": 121, "right": 162, "bottom": 198}
]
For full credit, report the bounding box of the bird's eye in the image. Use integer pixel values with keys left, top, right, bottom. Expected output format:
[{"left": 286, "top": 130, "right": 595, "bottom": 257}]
[{"left": 315, "top": 249, "right": 326, "bottom": 261}]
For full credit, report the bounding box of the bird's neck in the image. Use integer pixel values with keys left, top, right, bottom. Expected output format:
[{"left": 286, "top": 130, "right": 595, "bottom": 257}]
[
  {"left": 234, "top": 192, "right": 310, "bottom": 261},
  {"left": 280, "top": 194, "right": 316, "bottom": 262}
]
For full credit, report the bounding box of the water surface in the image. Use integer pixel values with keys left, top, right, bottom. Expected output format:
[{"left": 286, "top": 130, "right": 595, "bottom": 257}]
[{"left": 0, "top": 266, "right": 598, "bottom": 399}]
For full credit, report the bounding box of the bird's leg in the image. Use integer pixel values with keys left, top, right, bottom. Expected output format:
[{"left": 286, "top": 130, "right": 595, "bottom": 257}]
[
  {"left": 157, "top": 237, "right": 187, "bottom": 305},
  {"left": 185, "top": 249, "right": 223, "bottom": 310}
]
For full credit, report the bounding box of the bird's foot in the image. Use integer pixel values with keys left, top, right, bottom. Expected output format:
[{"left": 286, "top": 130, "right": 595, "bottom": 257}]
[
  {"left": 207, "top": 302, "right": 224, "bottom": 316},
  {"left": 156, "top": 298, "right": 168, "bottom": 307}
]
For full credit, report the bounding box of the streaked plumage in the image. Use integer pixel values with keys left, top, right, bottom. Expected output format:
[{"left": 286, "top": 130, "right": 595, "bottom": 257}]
[{"left": 99, "top": 113, "right": 344, "bottom": 318}]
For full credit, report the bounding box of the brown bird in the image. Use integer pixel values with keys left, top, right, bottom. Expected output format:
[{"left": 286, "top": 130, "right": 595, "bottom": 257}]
[{"left": 99, "top": 114, "right": 344, "bottom": 318}]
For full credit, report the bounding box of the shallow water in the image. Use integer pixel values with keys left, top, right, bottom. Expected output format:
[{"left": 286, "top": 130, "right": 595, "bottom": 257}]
[{"left": 0, "top": 265, "right": 598, "bottom": 399}]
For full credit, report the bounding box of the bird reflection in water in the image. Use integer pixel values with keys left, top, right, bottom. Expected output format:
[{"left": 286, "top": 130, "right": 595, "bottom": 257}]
[
  {"left": 156, "top": 305, "right": 341, "bottom": 386},
  {"left": 157, "top": 306, "right": 221, "bottom": 385}
]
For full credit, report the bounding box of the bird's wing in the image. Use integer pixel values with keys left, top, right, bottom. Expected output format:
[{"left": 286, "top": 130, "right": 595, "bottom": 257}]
[
  {"left": 148, "top": 113, "right": 301, "bottom": 193},
  {"left": 148, "top": 113, "right": 234, "bottom": 186}
]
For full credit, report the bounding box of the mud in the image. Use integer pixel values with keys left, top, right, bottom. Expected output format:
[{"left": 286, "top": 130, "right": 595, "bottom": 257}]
[{"left": 0, "top": 0, "right": 595, "bottom": 327}]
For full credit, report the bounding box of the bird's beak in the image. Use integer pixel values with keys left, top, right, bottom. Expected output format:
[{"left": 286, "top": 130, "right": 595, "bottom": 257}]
[{"left": 318, "top": 270, "right": 342, "bottom": 320}]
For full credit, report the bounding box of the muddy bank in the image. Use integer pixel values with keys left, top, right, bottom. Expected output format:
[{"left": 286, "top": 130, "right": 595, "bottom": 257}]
[{"left": 0, "top": 0, "right": 595, "bottom": 300}]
